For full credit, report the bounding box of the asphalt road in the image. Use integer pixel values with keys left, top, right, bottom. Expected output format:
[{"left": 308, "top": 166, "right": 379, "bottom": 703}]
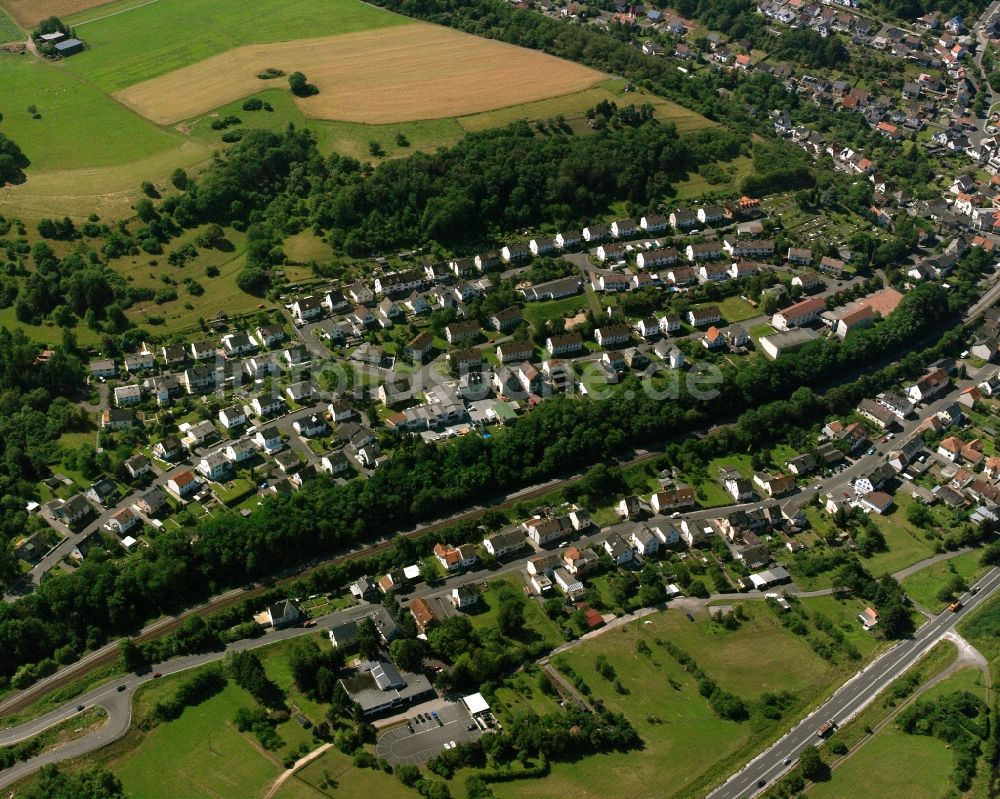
[{"left": 708, "top": 566, "right": 1000, "bottom": 799}]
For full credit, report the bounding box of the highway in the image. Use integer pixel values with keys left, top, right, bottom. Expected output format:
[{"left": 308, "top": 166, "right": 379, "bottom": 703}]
[{"left": 708, "top": 567, "right": 1000, "bottom": 799}]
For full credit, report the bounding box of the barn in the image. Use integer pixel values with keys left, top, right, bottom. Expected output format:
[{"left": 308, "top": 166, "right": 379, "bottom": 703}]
[{"left": 54, "top": 38, "right": 84, "bottom": 57}]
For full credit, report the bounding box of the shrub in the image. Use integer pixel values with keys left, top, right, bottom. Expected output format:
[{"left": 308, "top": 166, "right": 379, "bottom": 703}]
[{"left": 288, "top": 71, "right": 319, "bottom": 97}]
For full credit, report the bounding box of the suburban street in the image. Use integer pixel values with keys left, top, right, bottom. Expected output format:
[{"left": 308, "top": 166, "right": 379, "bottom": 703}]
[{"left": 708, "top": 567, "right": 1000, "bottom": 799}]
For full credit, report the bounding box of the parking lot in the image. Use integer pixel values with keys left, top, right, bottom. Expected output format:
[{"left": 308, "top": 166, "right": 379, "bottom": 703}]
[{"left": 376, "top": 702, "right": 484, "bottom": 765}]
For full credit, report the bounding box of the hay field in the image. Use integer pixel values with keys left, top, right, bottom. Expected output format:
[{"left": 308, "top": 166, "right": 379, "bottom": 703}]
[
  {"left": 62, "top": 0, "right": 413, "bottom": 92},
  {"left": 1, "top": 0, "right": 108, "bottom": 27},
  {"left": 115, "top": 24, "right": 605, "bottom": 125}
]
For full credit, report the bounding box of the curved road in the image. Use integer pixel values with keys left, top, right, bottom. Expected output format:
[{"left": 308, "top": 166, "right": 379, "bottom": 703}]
[{"left": 708, "top": 566, "right": 1000, "bottom": 799}]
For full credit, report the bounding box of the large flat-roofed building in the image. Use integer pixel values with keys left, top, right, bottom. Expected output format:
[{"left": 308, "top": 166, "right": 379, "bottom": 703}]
[
  {"left": 339, "top": 659, "right": 434, "bottom": 717},
  {"left": 759, "top": 328, "right": 820, "bottom": 359}
]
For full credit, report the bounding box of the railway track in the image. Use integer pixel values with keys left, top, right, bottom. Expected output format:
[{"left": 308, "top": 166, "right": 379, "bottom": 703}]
[
  {"left": 1, "top": 450, "right": 661, "bottom": 718},
  {"left": 7, "top": 275, "right": 999, "bottom": 719}
]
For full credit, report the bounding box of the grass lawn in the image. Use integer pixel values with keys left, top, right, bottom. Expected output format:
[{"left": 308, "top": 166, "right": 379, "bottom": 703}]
[
  {"left": 959, "top": 594, "right": 1000, "bottom": 671},
  {"left": 901, "top": 549, "right": 989, "bottom": 612},
  {"left": 501, "top": 602, "right": 853, "bottom": 799},
  {"left": 0, "top": 54, "right": 185, "bottom": 172},
  {"left": 806, "top": 727, "right": 953, "bottom": 799},
  {"left": 65, "top": 0, "right": 412, "bottom": 92},
  {"left": 921, "top": 666, "right": 989, "bottom": 703},
  {"left": 862, "top": 497, "right": 936, "bottom": 577},
  {"left": 798, "top": 595, "right": 882, "bottom": 661},
  {"left": 717, "top": 296, "right": 760, "bottom": 324},
  {"left": 214, "top": 477, "right": 257, "bottom": 505},
  {"left": 112, "top": 682, "right": 282, "bottom": 799},
  {"left": 469, "top": 575, "right": 566, "bottom": 649},
  {"left": 521, "top": 295, "right": 590, "bottom": 327},
  {"left": 274, "top": 747, "right": 415, "bottom": 799},
  {"left": 0, "top": 304, "right": 105, "bottom": 348}
]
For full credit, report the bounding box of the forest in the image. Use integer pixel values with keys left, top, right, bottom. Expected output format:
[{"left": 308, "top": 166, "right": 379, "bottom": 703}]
[
  {"left": 0, "top": 330, "right": 86, "bottom": 589},
  {"left": 166, "top": 119, "right": 746, "bottom": 270}
]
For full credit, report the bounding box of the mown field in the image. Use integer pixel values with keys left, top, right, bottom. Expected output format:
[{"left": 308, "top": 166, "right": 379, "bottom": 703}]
[
  {"left": 0, "top": 54, "right": 183, "bottom": 171},
  {"left": 62, "top": 0, "right": 412, "bottom": 92},
  {"left": 117, "top": 24, "right": 604, "bottom": 126},
  {"left": 273, "top": 748, "right": 416, "bottom": 799},
  {"left": 806, "top": 725, "right": 953, "bottom": 799}
]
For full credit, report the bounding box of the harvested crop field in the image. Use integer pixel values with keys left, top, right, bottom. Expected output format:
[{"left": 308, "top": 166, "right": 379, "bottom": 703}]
[
  {"left": 2, "top": 0, "right": 107, "bottom": 26},
  {"left": 115, "top": 24, "right": 605, "bottom": 125}
]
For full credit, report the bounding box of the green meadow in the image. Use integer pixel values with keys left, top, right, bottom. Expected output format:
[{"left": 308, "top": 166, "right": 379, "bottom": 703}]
[
  {"left": 64, "top": 0, "right": 412, "bottom": 92},
  {"left": 0, "top": 54, "right": 182, "bottom": 170}
]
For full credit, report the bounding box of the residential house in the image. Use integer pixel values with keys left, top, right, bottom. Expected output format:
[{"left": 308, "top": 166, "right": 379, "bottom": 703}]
[
  {"left": 114, "top": 384, "right": 143, "bottom": 407},
  {"left": 688, "top": 306, "right": 722, "bottom": 327},
  {"left": 906, "top": 369, "right": 949, "bottom": 403},
  {"left": 490, "top": 307, "right": 522, "bottom": 332},
  {"left": 546, "top": 333, "right": 583, "bottom": 357},
  {"left": 124, "top": 454, "right": 151, "bottom": 480},
  {"left": 166, "top": 470, "right": 200, "bottom": 499},
  {"left": 405, "top": 331, "right": 435, "bottom": 363},
  {"left": 134, "top": 485, "right": 168, "bottom": 516},
  {"left": 286, "top": 380, "right": 315, "bottom": 404},
  {"left": 483, "top": 528, "right": 526, "bottom": 558},
  {"left": 553, "top": 567, "right": 585, "bottom": 600},
  {"left": 293, "top": 413, "right": 327, "bottom": 438},
  {"left": 102, "top": 408, "right": 137, "bottom": 430},
  {"left": 105, "top": 507, "right": 139, "bottom": 537},
  {"left": 250, "top": 393, "right": 285, "bottom": 418},
  {"left": 254, "top": 426, "right": 283, "bottom": 455},
  {"left": 772, "top": 297, "right": 825, "bottom": 331},
  {"left": 221, "top": 331, "right": 258, "bottom": 358},
  {"left": 218, "top": 406, "right": 246, "bottom": 430},
  {"left": 123, "top": 351, "right": 155, "bottom": 373},
  {"left": 86, "top": 478, "right": 118, "bottom": 507},
  {"left": 321, "top": 451, "right": 350, "bottom": 476},
  {"left": 433, "top": 542, "right": 478, "bottom": 572},
  {"left": 197, "top": 451, "right": 231, "bottom": 481},
  {"left": 603, "top": 534, "right": 635, "bottom": 565},
  {"left": 629, "top": 524, "right": 660, "bottom": 557}
]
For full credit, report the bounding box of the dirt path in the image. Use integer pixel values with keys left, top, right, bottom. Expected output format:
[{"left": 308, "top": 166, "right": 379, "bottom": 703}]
[{"left": 262, "top": 742, "right": 332, "bottom": 799}]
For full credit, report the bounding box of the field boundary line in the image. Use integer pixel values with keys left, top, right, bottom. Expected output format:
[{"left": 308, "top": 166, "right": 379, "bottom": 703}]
[{"left": 76, "top": 0, "right": 160, "bottom": 27}]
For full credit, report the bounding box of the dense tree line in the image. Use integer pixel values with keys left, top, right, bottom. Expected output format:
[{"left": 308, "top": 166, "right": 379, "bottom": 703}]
[
  {"left": 0, "top": 132, "right": 29, "bottom": 186},
  {"left": 18, "top": 765, "right": 125, "bottom": 799},
  {"left": 150, "top": 666, "right": 226, "bottom": 722},
  {"left": 165, "top": 120, "right": 743, "bottom": 262},
  {"left": 898, "top": 690, "right": 989, "bottom": 790}
]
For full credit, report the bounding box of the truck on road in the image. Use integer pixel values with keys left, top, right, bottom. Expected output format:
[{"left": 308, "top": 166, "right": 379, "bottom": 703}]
[{"left": 816, "top": 720, "right": 837, "bottom": 738}]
